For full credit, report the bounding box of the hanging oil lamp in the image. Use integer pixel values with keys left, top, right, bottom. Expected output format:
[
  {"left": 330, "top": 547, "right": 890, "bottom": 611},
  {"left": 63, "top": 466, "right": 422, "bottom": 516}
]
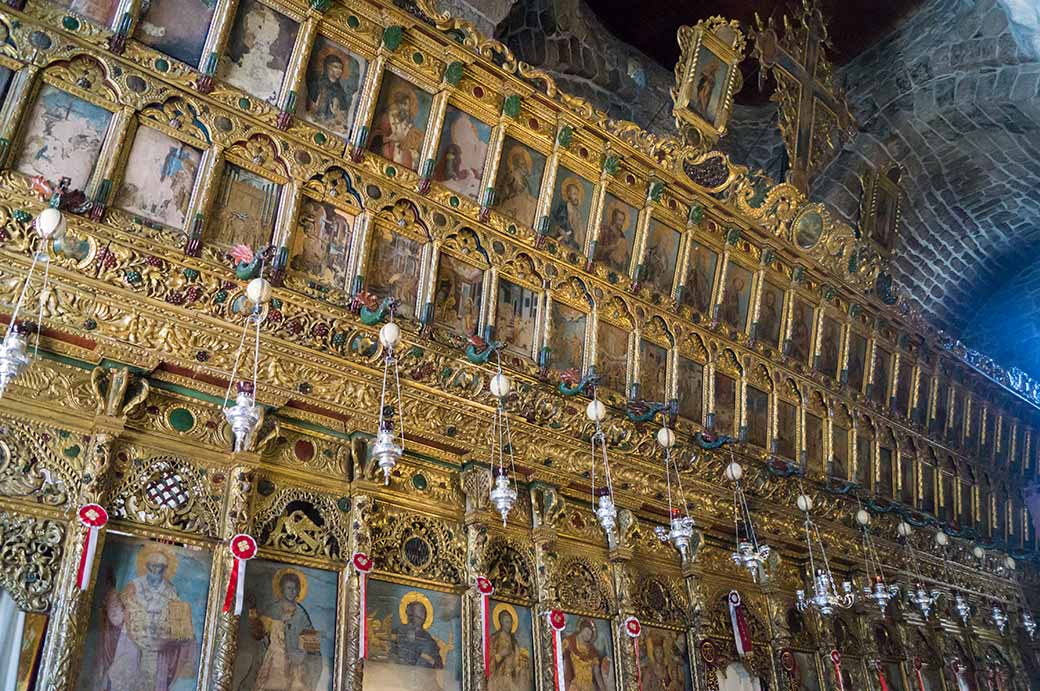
[
  {"left": 586, "top": 392, "right": 618, "bottom": 546},
  {"left": 654, "top": 426, "right": 697, "bottom": 562},
  {"left": 992, "top": 605, "right": 1009, "bottom": 634},
  {"left": 795, "top": 492, "right": 855, "bottom": 616},
  {"left": 0, "top": 206, "right": 63, "bottom": 398},
  {"left": 954, "top": 591, "right": 973, "bottom": 625},
  {"left": 370, "top": 318, "right": 405, "bottom": 484},
  {"left": 222, "top": 276, "right": 272, "bottom": 452},
  {"left": 725, "top": 452, "right": 770, "bottom": 582},
  {"left": 856, "top": 508, "right": 900, "bottom": 615},
  {"left": 486, "top": 363, "right": 518, "bottom": 526},
  {"left": 899, "top": 521, "right": 941, "bottom": 619}
]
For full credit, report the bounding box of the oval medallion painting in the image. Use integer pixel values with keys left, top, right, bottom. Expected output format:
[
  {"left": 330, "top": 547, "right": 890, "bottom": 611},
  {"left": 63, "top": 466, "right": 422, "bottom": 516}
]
[{"left": 793, "top": 207, "right": 824, "bottom": 250}]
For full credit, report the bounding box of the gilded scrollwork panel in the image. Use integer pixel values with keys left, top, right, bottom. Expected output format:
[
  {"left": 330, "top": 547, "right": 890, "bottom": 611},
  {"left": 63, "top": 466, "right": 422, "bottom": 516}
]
[{"left": 0, "top": 509, "right": 64, "bottom": 612}]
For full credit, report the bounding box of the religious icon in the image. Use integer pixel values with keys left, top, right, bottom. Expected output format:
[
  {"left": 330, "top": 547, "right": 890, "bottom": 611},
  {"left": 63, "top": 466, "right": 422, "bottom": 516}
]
[
  {"left": 594, "top": 194, "right": 637, "bottom": 276},
  {"left": 232, "top": 560, "right": 337, "bottom": 691},
  {"left": 676, "top": 356, "right": 703, "bottom": 423},
  {"left": 872, "top": 347, "right": 891, "bottom": 405},
  {"left": 864, "top": 166, "right": 902, "bottom": 254},
  {"left": 877, "top": 445, "right": 894, "bottom": 497},
  {"left": 682, "top": 244, "right": 717, "bottom": 316},
  {"left": 756, "top": 281, "right": 784, "bottom": 346},
  {"left": 746, "top": 386, "right": 769, "bottom": 448},
  {"left": 777, "top": 400, "right": 797, "bottom": 459},
  {"left": 494, "top": 137, "right": 546, "bottom": 228},
  {"left": 366, "top": 225, "right": 423, "bottom": 320},
  {"left": 496, "top": 279, "right": 540, "bottom": 359},
  {"left": 133, "top": 0, "right": 217, "bottom": 67},
  {"left": 815, "top": 316, "right": 841, "bottom": 378},
  {"left": 15, "top": 85, "right": 112, "bottom": 191},
  {"left": 79, "top": 535, "right": 211, "bottom": 691},
  {"left": 894, "top": 359, "right": 912, "bottom": 417},
  {"left": 690, "top": 45, "right": 730, "bottom": 128},
  {"left": 368, "top": 72, "right": 433, "bottom": 171},
  {"left": 432, "top": 107, "right": 492, "bottom": 199},
  {"left": 289, "top": 198, "right": 354, "bottom": 289},
  {"left": 113, "top": 125, "right": 201, "bottom": 231},
  {"left": 218, "top": 0, "right": 299, "bottom": 104},
  {"left": 789, "top": 299, "right": 814, "bottom": 365},
  {"left": 882, "top": 662, "right": 906, "bottom": 691},
  {"left": 643, "top": 221, "right": 681, "bottom": 296},
  {"left": 846, "top": 332, "right": 868, "bottom": 392},
  {"left": 932, "top": 380, "right": 950, "bottom": 439},
  {"left": 550, "top": 301, "right": 585, "bottom": 373},
  {"left": 832, "top": 425, "right": 849, "bottom": 479},
  {"left": 0, "top": 66, "right": 13, "bottom": 105},
  {"left": 855, "top": 432, "right": 872, "bottom": 486},
  {"left": 719, "top": 262, "right": 753, "bottom": 330},
  {"left": 714, "top": 372, "right": 736, "bottom": 435},
  {"left": 207, "top": 162, "right": 281, "bottom": 249},
  {"left": 561, "top": 616, "right": 615, "bottom": 691},
  {"left": 487, "top": 601, "right": 534, "bottom": 691},
  {"left": 298, "top": 36, "right": 366, "bottom": 140},
  {"left": 434, "top": 255, "right": 484, "bottom": 336},
  {"left": 805, "top": 413, "right": 823, "bottom": 471},
  {"left": 640, "top": 340, "right": 669, "bottom": 403},
  {"left": 50, "top": 0, "right": 120, "bottom": 26},
  {"left": 640, "top": 626, "right": 692, "bottom": 691},
  {"left": 793, "top": 207, "right": 824, "bottom": 250},
  {"left": 597, "top": 322, "right": 629, "bottom": 394},
  {"left": 792, "top": 651, "right": 821, "bottom": 691},
  {"left": 548, "top": 169, "right": 593, "bottom": 252},
  {"left": 715, "top": 660, "right": 762, "bottom": 691},
  {"left": 363, "top": 580, "right": 462, "bottom": 691}
]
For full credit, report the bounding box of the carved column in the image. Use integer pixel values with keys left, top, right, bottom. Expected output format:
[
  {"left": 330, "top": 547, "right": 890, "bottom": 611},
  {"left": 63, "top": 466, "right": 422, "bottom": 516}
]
[
  {"left": 530, "top": 483, "right": 564, "bottom": 691},
  {"left": 343, "top": 492, "right": 373, "bottom": 690},
  {"left": 761, "top": 557, "right": 794, "bottom": 690},
  {"left": 38, "top": 367, "right": 147, "bottom": 691},
  {"left": 462, "top": 466, "right": 492, "bottom": 689},
  {"left": 198, "top": 458, "right": 257, "bottom": 691},
  {"left": 860, "top": 611, "right": 884, "bottom": 691},
  {"left": 609, "top": 509, "right": 639, "bottom": 691}
]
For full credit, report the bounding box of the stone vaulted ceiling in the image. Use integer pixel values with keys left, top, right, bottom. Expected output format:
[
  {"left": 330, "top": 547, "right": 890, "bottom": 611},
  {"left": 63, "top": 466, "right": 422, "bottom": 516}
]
[{"left": 443, "top": 0, "right": 1040, "bottom": 379}]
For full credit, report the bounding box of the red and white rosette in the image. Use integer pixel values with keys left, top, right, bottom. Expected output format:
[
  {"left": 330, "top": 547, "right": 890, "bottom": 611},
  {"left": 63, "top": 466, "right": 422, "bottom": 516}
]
[
  {"left": 353, "top": 552, "right": 374, "bottom": 659},
  {"left": 623, "top": 616, "right": 643, "bottom": 691},
  {"left": 222, "top": 533, "right": 257, "bottom": 615},
  {"left": 76, "top": 503, "right": 108, "bottom": 590},
  {"left": 875, "top": 660, "right": 891, "bottom": 691},
  {"left": 475, "top": 576, "right": 494, "bottom": 678},
  {"left": 547, "top": 609, "right": 567, "bottom": 691},
  {"left": 728, "top": 590, "right": 753, "bottom": 657},
  {"left": 913, "top": 656, "right": 925, "bottom": 691},
  {"left": 830, "top": 650, "right": 845, "bottom": 691}
]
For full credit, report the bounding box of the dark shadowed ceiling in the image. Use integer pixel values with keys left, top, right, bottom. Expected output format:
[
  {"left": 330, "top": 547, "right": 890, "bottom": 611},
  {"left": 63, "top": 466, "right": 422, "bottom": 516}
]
[{"left": 587, "top": 0, "right": 928, "bottom": 103}]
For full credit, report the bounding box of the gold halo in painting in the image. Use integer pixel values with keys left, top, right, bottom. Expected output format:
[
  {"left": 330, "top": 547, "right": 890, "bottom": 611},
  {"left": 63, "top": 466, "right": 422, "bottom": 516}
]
[
  {"left": 272, "top": 567, "right": 309, "bottom": 601},
  {"left": 388, "top": 83, "right": 419, "bottom": 120},
  {"left": 399, "top": 591, "right": 435, "bottom": 630},
  {"left": 507, "top": 146, "right": 533, "bottom": 173},
  {"left": 604, "top": 200, "right": 630, "bottom": 229},
  {"left": 135, "top": 542, "right": 179, "bottom": 579},
  {"left": 560, "top": 177, "right": 585, "bottom": 206},
  {"left": 492, "top": 602, "right": 519, "bottom": 633}
]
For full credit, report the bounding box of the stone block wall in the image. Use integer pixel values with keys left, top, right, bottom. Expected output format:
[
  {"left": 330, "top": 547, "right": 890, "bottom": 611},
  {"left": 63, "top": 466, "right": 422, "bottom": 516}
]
[{"left": 961, "top": 259, "right": 1040, "bottom": 380}]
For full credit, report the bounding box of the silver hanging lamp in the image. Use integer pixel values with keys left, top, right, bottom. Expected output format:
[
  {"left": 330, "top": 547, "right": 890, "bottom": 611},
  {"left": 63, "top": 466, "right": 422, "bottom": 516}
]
[
  {"left": 222, "top": 275, "right": 272, "bottom": 452},
  {"left": 487, "top": 357, "right": 519, "bottom": 526},
  {"left": 898, "top": 521, "right": 941, "bottom": 620},
  {"left": 586, "top": 390, "right": 618, "bottom": 546},
  {"left": 795, "top": 491, "right": 855, "bottom": 616},
  {"left": 725, "top": 451, "right": 771, "bottom": 582},
  {"left": 370, "top": 317, "right": 405, "bottom": 484},
  {"left": 856, "top": 507, "right": 899, "bottom": 615},
  {"left": 654, "top": 425, "right": 697, "bottom": 562},
  {"left": 0, "top": 206, "right": 63, "bottom": 398}
]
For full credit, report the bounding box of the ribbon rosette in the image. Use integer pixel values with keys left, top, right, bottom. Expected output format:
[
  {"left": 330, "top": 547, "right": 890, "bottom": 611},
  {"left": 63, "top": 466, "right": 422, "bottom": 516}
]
[
  {"left": 623, "top": 616, "right": 643, "bottom": 690},
  {"left": 353, "top": 552, "right": 374, "bottom": 659},
  {"left": 830, "top": 650, "right": 844, "bottom": 691},
  {"left": 222, "top": 533, "right": 257, "bottom": 615},
  {"left": 728, "top": 590, "right": 753, "bottom": 657},
  {"left": 475, "top": 576, "right": 494, "bottom": 678},
  {"left": 913, "top": 656, "right": 925, "bottom": 691},
  {"left": 76, "top": 503, "right": 108, "bottom": 590},
  {"left": 876, "top": 660, "right": 890, "bottom": 691},
  {"left": 547, "top": 609, "right": 567, "bottom": 691}
]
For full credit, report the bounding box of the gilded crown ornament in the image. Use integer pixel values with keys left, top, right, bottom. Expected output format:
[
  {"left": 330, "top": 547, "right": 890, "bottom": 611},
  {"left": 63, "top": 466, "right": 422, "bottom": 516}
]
[
  {"left": 725, "top": 453, "right": 770, "bottom": 582},
  {"left": 795, "top": 492, "right": 855, "bottom": 616},
  {"left": 0, "top": 205, "right": 62, "bottom": 398},
  {"left": 486, "top": 364, "right": 519, "bottom": 525},
  {"left": 856, "top": 508, "right": 899, "bottom": 615}
]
